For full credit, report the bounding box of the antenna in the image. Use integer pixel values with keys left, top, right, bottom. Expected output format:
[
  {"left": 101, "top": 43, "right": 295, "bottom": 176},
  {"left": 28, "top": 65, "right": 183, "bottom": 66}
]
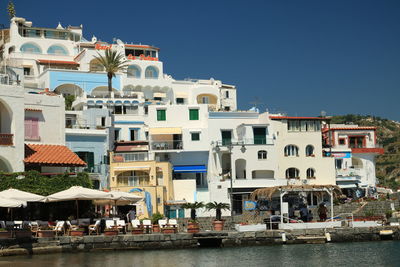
[{"left": 249, "top": 97, "right": 263, "bottom": 108}]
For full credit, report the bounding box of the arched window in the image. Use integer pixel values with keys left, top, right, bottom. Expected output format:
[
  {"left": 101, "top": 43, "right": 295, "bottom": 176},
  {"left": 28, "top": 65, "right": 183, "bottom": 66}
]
[
  {"left": 305, "top": 145, "right": 314, "bottom": 157},
  {"left": 145, "top": 66, "right": 159, "bottom": 79},
  {"left": 20, "top": 43, "right": 42, "bottom": 54},
  {"left": 89, "top": 59, "right": 105, "bottom": 72},
  {"left": 127, "top": 65, "right": 141, "bottom": 78},
  {"left": 258, "top": 150, "right": 267, "bottom": 160},
  {"left": 47, "top": 45, "right": 68, "bottom": 55},
  {"left": 286, "top": 168, "right": 299, "bottom": 179},
  {"left": 306, "top": 168, "right": 315, "bottom": 179},
  {"left": 284, "top": 145, "right": 299, "bottom": 157}
]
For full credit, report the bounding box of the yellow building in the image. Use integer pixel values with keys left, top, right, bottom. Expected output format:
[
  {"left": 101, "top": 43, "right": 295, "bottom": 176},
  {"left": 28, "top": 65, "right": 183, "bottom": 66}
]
[{"left": 109, "top": 141, "right": 174, "bottom": 219}]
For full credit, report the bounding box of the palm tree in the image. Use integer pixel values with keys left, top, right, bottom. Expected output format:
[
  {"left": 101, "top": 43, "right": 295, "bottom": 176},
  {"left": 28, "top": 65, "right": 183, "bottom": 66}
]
[
  {"left": 93, "top": 49, "right": 128, "bottom": 97},
  {"left": 182, "top": 202, "right": 204, "bottom": 221},
  {"left": 206, "top": 202, "right": 230, "bottom": 221}
]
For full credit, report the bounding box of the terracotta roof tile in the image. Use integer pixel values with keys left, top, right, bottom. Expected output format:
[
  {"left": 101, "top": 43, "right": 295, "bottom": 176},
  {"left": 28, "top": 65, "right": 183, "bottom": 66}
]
[{"left": 24, "top": 144, "right": 86, "bottom": 167}]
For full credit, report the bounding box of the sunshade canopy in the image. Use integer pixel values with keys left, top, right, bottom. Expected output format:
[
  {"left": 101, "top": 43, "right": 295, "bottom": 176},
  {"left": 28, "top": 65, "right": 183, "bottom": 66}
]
[
  {"left": 94, "top": 191, "right": 143, "bottom": 206},
  {"left": 45, "top": 186, "right": 113, "bottom": 202},
  {"left": 0, "top": 188, "right": 46, "bottom": 202},
  {"left": 0, "top": 197, "right": 27, "bottom": 208}
]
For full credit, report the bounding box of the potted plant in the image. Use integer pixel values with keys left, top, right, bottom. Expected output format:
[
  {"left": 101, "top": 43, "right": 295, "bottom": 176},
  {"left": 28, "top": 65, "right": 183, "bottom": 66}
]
[
  {"left": 182, "top": 202, "right": 204, "bottom": 233},
  {"left": 70, "top": 228, "right": 85, "bottom": 237},
  {"left": 104, "top": 227, "right": 119, "bottom": 236},
  {"left": 37, "top": 226, "right": 56, "bottom": 238},
  {"left": 0, "top": 228, "right": 12, "bottom": 239},
  {"left": 206, "top": 202, "right": 230, "bottom": 231},
  {"left": 151, "top": 212, "right": 164, "bottom": 233}
]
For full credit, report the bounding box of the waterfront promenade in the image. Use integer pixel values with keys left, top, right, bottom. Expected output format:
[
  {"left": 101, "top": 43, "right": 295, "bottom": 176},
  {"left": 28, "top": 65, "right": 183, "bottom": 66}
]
[{"left": 1, "top": 225, "right": 399, "bottom": 257}]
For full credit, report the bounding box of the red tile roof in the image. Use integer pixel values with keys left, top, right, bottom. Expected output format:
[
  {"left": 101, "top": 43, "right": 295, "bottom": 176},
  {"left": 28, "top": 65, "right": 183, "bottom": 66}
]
[
  {"left": 24, "top": 144, "right": 86, "bottom": 167},
  {"left": 329, "top": 127, "right": 377, "bottom": 131},
  {"left": 37, "top": 59, "right": 79, "bottom": 65}
]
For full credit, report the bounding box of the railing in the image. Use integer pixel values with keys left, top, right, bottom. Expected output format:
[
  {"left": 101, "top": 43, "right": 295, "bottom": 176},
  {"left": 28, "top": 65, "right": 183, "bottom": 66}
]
[
  {"left": 216, "top": 138, "right": 274, "bottom": 147},
  {"left": 84, "top": 164, "right": 103, "bottom": 174},
  {"left": 113, "top": 152, "right": 149, "bottom": 163},
  {"left": 0, "top": 133, "right": 13, "bottom": 146},
  {"left": 117, "top": 175, "right": 150, "bottom": 187},
  {"left": 336, "top": 168, "right": 361, "bottom": 177},
  {"left": 151, "top": 141, "right": 183, "bottom": 150}
]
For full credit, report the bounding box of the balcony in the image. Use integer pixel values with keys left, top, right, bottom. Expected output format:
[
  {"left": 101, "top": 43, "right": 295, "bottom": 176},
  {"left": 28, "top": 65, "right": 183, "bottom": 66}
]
[
  {"left": 336, "top": 169, "right": 362, "bottom": 182},
  {"left": 0, "top": 134, "right": 13, "bottom": 146},
  {"left": 151, "top": 140, "right": 183, "bottom": 151},
  {"left": 216, "top": 138, "right": 274, "bottom": 147},
  {"left": 112, "top": 152, "right": 149, "bottom": 163},
  {"left": 117, "top": 175, "right": 150, "bottom": 187}
]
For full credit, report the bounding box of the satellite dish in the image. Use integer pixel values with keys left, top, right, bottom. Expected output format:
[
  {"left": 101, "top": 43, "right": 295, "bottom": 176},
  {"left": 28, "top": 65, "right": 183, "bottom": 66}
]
[{"left": 116, "top": 39, "right": 124, "bottom": 46}]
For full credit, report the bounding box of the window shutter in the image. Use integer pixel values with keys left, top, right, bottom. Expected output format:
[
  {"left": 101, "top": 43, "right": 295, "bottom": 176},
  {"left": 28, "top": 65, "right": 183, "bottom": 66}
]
[
  {"left": 31, "top": 118, "right": 39, "bottom": 139},
  {"left": 24, "top": 118, "right": 32, "bottom": 139}
]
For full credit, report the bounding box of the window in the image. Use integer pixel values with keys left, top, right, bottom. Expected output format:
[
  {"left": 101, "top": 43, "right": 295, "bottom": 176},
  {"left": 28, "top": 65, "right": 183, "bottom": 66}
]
[
  {"left": 221, "top": 130, "right": 232, "bottom": 145},
  {"left": 191, "top": 132, "right": 200, "bottom": 141},
  {"left": 305, "top": 145, "right": 314, "bottom": 156},
  {"left": 225, "top": 91, "right": 229, "bottom": 98},
  {"left": 114, "top": 129, "right": 120, "bottom": 141},
  {"left": 196, "top": 173, "right": 207, "bottom": 188},
  {"left": 288, "top": 120, "right": 320, "bottom": 132},
  {"left": 339, "top": 138, "right": 346, "bottom": 145},
  {"left": 157, "top": 109, "right": 166, "bottom": 121},
  {"left": 130, "top": 129, "right": 139, "bottom": 141},
  {"left": 23, "top": 67, "right": 31, "bottom": 76},
  {"left": 306, "top": 168, "right": 315, "bottom": 179},
  {"left": 144, "top": 106, "right": 149, "bottom": 115},
  {"left": 189, "top": 109, "right": 199, "bottom": 120},
  {"left": 258, "top": 150, "right": 267, "bottom": 160},
  {"left": 224, "top": 106, "right": 230, "bottom": 111},
  {"left": 202, "top": 96, "right": 209, "bottom": 104},
  {"left": 127, "top": 65, "right": 141, "bottom": 78},
  {"left": 76, "top": 151, "right": 95, "bottom": 172},
  {"left": 286, "top": 168, "right": 300, "bottom": 179},
  {"left": 288, "top": 120, "right": 300, "bottom": 131},
  {"left": 89, "top": 59, "right": 105, "bottom": 72},
  {"left": 20, "top": 43, "right": 42, "bottom": 54},
  {"left": 335, "top": 159, "right": 343, "bottom": 169},
  {"left": 349, "top": 136, "right": 365, "bottom": 148},
  {"left": 24, "top": 117, "right": 39, "bottom": 140},
  {"left": 47, "top": 45, "right": 68, "bottom": 55},
  {"left": 101, "top": 117, "right": 106, "bottom": 127},
  {"left": 284, "top": 145, "right": 299, "bottom": 156},
  {"left": 176, "top": 98, "right": 184, "bottom": 104},
  {"left": 145, "top": 66, "right": 159, "bottom": 79}
]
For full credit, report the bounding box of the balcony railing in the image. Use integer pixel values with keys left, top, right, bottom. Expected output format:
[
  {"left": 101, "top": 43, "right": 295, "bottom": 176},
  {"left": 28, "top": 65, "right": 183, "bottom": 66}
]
[
  {"left": 117, "top": 175, "right": 150, "bottom": 187},
  {"left": 151, "top": 141, "right": 183, "bottom": 150},
  {"left": 216, "top": 138, "right": 274, "bottom": 147},
  {"left": 336, "top": 168, "right": 361, "bottom": 177},
  {"left": 112, "top": 152, "right": 149, "bottom": 163},
  {"left": 0, "top": 134, "right": 13, "bottom": 146}
]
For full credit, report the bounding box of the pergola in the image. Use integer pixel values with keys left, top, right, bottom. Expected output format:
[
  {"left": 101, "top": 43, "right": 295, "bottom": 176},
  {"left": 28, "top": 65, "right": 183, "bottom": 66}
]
[{"left": 251, "top": 185, "right": 342, "bottom": 224}]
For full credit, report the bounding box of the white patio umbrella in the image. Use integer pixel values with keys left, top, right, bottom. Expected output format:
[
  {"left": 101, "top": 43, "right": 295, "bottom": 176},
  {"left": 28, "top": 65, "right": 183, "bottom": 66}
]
[
  {"left": 0, "top": 197, "right": 27, "bottom": 208},
  {"left": 0, "top": 188, "right": 46, "bottom": 202},
  {"left": 46, "top": 186, "right": 113, "bottom": 218},
  {"left": 93, "top": 191, "right": 143, "bottom": 215}
]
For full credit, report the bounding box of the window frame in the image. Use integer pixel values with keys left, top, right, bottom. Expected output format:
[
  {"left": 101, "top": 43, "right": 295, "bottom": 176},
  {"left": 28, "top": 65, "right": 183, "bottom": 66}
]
[
  {"left": 156, "top": 109, "right": 166, "bottom": 121},
  {"left": 191, "top": 132, "right": 200, "bottom": 141},
  {"left": 257, "top": 150, "right": 267, "bottom": 160},
  {"left": 285, "top": 168, "right": 300, "bottom": 179},
  {"left": 189, "top": 108, "right": 199, "bottom": 120},
  {"left": 306, "top": 168, "right": 316, "bottom": 179}
]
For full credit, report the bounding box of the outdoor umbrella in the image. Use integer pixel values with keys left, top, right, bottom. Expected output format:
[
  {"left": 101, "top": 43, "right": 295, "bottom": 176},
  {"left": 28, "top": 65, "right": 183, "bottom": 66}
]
[
  {"left": 93, "top": 191, "right": 143, "bottom": 215},
  {"left": 0, "top": 197, "right": 27, "bottom": 208},
  {"left": 45, "top": 186, "right": 113, "bottom": 218},
  {"left": 0, "top": 188, "right": 46, "bottom": 202}
]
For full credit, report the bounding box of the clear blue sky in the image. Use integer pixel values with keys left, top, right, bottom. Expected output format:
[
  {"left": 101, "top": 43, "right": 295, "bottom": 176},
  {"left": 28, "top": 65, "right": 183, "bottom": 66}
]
[{"left": 5, "top": 0, "right": 400, "bottom": 120}]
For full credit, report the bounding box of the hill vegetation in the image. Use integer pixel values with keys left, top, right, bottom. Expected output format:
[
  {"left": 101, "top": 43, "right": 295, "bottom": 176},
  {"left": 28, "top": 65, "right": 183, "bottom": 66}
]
[{"left": 330, "top": 114, "right": 400, "bottom": 190}]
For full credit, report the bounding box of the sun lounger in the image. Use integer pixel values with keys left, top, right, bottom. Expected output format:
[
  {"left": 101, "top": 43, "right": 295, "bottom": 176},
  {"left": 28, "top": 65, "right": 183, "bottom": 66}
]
[
  {"left": 116, "top": 220, "right": 126, "bottom": 233},
  {"left": 168, "top": 219, "right": 178, "bottom": 232},
  {"left": 158, "top": 219, "right": 168, "bottom": 230},
  {"left": 53, "top": 221, "right": 65, "bottom": 236}
]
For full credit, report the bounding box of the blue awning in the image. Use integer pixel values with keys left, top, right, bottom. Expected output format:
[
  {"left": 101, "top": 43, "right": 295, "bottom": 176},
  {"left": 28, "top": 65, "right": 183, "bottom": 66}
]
[{"left": 173, "top": 165, "right": 207, "bottom": 173}]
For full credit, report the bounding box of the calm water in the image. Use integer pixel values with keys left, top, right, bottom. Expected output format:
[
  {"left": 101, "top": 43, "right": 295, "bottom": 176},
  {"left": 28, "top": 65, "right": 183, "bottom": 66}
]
[{"left": 1, "top": 241, "right": 399, "bottom": 267}]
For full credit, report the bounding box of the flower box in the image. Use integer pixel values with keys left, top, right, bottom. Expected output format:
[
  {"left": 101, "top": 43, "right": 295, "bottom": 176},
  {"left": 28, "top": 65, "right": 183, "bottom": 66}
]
[
  {"left": 0, "top": 231, "right": 12, "bottom": 239},
  {"left": 104, "top": 229, "right": 118, "bottom": 236},
  {"left": 161, "top": 227, "right": 176, "bottom": 234},
  {"left": 70, "top": 230, "right": 85, "bottom": 237},
  {"left": 37, "top": 230, "right": 55, "bottom": 238},
  {"left": 14, "top": 230, "right": 32, "bottom": 239}
]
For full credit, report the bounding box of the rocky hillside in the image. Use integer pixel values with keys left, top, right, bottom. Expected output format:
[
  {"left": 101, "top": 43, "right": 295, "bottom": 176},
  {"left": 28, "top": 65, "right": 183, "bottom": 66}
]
[{"left": 330, "top": 114, "right": 400, "bottom": 189}]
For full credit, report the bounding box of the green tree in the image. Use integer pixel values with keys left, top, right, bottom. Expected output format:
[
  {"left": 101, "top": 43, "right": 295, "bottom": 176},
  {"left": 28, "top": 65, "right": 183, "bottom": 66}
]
[
  {"left": 205, "top": 202, "right": 230, "bottom": 221},
  {"left": 7, "top": 1, "right": 16, "bottom": 19},
  {"left": 93, "top": 49, "right": 128, "bottom": 97},
  {"left": 64, "top": 95, "right": 75, "bottom": 110},
  {"left": 182, "top": 202, "right": 204, "bottom": 221}
]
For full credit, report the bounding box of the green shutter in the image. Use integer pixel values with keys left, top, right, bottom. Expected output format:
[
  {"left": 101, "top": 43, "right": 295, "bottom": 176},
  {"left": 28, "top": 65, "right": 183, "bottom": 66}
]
[
  {"left": 157, "top": 110, "right": 166, "bottom": 121},
  {"left": 189, "top": 109, "right": 199, "bottom": 120}
]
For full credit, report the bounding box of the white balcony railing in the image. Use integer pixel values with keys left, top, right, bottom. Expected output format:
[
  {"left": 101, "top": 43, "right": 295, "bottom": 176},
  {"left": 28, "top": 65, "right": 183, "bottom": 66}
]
[
  {"left": 151, "top": 141, "right": 183, "bottom": 150},
  {"left": 112, "top": 152, "right": 149, "bottom": 163},
  {"left": 336, "top": 168, "right": 362, "bottom": 177}
]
